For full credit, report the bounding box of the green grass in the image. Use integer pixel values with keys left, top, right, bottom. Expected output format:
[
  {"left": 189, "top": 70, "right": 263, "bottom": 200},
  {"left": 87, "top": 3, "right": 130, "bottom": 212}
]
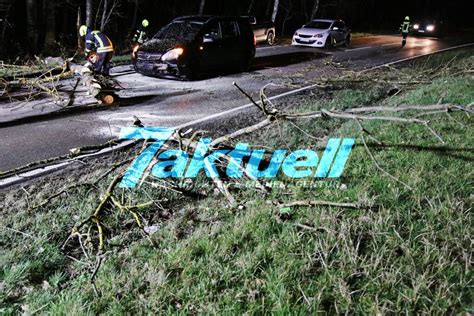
[
  {"left": 0, "top": 63, "right": 59, "bottom": 79},
  {"left": 1, "top": 52, "right": 473, "bottom": 314},
  {"left": 0, "top": 54, "right": 131, "bottom": 79},
  {"left": 111, "top": 54, "right": 133, "bottom": 66}
]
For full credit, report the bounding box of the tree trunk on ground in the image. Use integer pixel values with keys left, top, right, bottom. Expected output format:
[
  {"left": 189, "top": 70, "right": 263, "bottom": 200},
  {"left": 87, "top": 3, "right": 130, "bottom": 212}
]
[
  {"left": 198, "top": 0, "right": 205, "bottom": 15},
  {"left": 69, "top": 63, "right": 115, "bottom": 104},
  {"left": 310, "top": 0, "right": 320, "bottom": 20},
  {"left": 26, "top": 0, "right": 38, "bottom": 53},
  {"left": 271, "top": 0, "right": 279, "bottom": 23},
  {"left": 86, "top": 0, "right": 94, "bottom": 28},
  {"left": 43, "top": 0, "right": 56, "bottom": 53}
]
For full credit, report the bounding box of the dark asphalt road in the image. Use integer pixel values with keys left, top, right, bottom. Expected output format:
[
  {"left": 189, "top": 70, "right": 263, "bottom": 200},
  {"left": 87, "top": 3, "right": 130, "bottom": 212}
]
[{"left": 1, "top": 34, "right": 473, "bottom": 172}]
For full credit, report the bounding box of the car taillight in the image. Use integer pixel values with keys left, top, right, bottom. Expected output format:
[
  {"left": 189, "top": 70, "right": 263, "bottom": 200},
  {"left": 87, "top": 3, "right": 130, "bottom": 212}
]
[{"left": 253, "top": 35, "right": 257, "bottom": 46}]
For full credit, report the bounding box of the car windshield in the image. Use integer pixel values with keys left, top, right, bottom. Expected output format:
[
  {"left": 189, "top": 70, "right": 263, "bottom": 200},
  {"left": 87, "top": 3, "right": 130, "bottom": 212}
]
[
  {"left": 154, "top": 21, "right": 204, "bottom": 40},
  {"left": 304, "top": 21, "right": 332, "bottom": 29}
]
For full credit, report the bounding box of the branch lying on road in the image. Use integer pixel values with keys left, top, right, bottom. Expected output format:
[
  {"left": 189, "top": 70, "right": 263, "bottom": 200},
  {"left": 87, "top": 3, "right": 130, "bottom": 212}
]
[{"left": 1, "top": 60, "right": 118, "bottom": 105}]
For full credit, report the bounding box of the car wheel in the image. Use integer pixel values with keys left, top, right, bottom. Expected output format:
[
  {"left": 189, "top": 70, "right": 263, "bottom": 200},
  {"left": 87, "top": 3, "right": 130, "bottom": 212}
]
[
  {"left": 183, "top": 61, "right": 201, "bottom": 81},
  {"left": 325, "top": 36, "right": 334, "bottom": 48},
  {"left": 267, "top": 31, "right": 275, "bottom": 46},
  {"left": 239, "top": 54, "right": 253, "bottom": 72}
]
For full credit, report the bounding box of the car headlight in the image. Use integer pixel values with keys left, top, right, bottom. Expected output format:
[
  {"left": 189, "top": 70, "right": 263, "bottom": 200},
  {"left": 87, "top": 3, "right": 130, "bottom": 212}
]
[
  {"left": 313, "top": 34, "right": 323, "bottom": 38},
  {"left": 413, "top": 24, "right": 419, "bottom": 30},
  {"left": 294, "top": 32, "right": 299, "bottom": 37},
  {"left": 426, "top": 25, "right": 435, "bottom": 32},
  {"left": 162, "top": 48, "right": 184, "bottom": 62}
]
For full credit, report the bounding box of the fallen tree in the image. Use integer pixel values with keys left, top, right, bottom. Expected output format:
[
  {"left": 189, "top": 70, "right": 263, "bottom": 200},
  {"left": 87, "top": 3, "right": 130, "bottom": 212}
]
[
  {"left": 1, "top": 58, "right": 117, "bottom": 105},
  {"left": 52, "top": 82, "right": 473, "bottom": 258}
]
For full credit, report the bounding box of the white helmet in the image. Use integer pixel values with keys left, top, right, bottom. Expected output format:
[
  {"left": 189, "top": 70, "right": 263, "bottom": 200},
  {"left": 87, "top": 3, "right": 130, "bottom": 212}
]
[{"left": 79, "top": 25, "right": 88, "bottom": 37}]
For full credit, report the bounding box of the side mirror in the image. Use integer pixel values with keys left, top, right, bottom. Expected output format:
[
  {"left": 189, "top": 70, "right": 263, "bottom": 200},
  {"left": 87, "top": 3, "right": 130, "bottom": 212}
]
[{"left": 203, "top": 34, "right": 215, "bottom": 43}]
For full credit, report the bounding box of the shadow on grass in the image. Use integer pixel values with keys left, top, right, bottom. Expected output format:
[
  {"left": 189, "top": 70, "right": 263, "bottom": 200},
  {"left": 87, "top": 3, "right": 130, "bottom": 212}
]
[{"left": 364, "top": 142, "right": 474, "bottom": 162}]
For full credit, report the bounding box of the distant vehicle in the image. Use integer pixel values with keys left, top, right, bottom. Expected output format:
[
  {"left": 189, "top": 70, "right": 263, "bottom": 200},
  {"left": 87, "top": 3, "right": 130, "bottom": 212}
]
[
  {"left": 246, "top": 16, "right": 276, "bottom": 45},
  {"left": 134, "top": 16, "right": 256, "bottom": 80},
  {"left": 292, "top": 19, "right": 351, "bottom": 48},
  {"left": 412, "top": 19, "right": 444, "bottom": 37}
]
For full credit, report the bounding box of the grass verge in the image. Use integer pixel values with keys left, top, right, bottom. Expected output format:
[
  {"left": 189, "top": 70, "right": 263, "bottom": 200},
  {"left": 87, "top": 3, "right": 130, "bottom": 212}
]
[{"left": 1, "top": 51, "right": 473, "bottom": 314}]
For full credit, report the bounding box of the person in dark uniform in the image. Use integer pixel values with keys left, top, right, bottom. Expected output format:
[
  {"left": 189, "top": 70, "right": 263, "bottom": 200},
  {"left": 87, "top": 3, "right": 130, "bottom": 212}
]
[
  {"left": 79, "top": 25, "right": 115, "bottom": 75},
  {"left": 400, "top": 16, "right": 412, "bottom": 47},
  {"left": 132, "top": 19, "right": 150, "bottom": 45}
]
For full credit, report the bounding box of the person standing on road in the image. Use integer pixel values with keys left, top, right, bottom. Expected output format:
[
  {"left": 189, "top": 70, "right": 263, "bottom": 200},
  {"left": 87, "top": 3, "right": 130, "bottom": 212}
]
[
  {"left": 79, "top": 25, "right": 115, "bottom": 76},
  {"left": 132, "top": 19, "right": 150, "bottom": 45},
  {"left": 400, "top": 16, "right": 412, "bottom": 47}
]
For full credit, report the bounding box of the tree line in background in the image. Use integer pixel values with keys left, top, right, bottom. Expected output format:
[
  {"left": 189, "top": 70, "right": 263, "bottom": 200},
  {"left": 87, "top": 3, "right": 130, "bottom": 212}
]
[{"left": 0, "top": 0, "right": 459, "bottom": 58}]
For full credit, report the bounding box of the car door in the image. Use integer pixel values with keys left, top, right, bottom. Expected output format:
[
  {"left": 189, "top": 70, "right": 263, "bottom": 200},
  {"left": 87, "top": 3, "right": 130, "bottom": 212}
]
[
  {"left": 201, "top": 20, "right": 224, "bottom": 70},
  {"left": 219, "top": 20, "right": 241, "bottom": 64},
  {"left": 331, "top": 21, "right": 345, "bottom": 43},
  {"left": 339, "top": 21, "right": 349, "bottom": 41},
  {"left": 250, "top": 17, "right": 264, "bottom": 42}
]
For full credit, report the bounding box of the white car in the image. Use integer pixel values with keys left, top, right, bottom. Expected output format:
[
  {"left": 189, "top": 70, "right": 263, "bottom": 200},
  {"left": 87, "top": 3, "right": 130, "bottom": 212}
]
[{"left": 292, "top": 19, "right": 351, "bottom": 48}]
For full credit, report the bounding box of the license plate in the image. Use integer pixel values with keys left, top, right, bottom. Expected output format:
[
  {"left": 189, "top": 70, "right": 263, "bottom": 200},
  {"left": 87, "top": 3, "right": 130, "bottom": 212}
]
[{"left": 299, "top": 39, "right": 310, "bottom": 43}]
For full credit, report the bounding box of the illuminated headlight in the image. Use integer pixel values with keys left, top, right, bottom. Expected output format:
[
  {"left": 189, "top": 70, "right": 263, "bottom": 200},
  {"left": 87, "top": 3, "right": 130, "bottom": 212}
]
[
  {"left": 426, "top": 25, "right": 435, "bottom": 32},
  {"left": 313, "top": 34, "right": 324, "bottom": 38},
  {"left": 413, "top": 24, "right": 419, "bottom": 30},
  {"left": 162, "top": 48, "right": 184, "bottom": 62}
]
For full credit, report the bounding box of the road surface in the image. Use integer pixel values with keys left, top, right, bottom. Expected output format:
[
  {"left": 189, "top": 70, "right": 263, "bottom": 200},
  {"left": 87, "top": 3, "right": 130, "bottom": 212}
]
[{"left": 0, "top": 35, "right": 472, "bottom": 172}]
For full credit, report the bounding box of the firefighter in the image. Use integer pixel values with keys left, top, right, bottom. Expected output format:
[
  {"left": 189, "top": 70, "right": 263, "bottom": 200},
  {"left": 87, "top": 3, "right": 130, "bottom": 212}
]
[
  {"left": 132, "top": 19, "right": 150, "bottom": 45},
  {"left": 400, "top": 16, "right": 412, "bottom": 47},
  {"left": 79, "top": 25, "right": 115, "bottom": 76}
]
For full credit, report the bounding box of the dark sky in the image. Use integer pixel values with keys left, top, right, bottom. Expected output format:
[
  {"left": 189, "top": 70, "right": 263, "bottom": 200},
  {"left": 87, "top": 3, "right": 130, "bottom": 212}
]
[{"left": 119, "top": 0, "right": 473, "bottom": 39}]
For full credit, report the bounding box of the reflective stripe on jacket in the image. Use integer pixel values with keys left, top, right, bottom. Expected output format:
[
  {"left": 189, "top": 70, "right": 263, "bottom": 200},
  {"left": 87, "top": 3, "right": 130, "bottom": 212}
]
[
  {"left": 133, "top": 26, "right": 148, "bottom": 44},
  {"left": 85, "top": 31, "right": 114, "bottom": 54},
  {"left": 401, "top": 21, "right": 411, "bottom": 33}
]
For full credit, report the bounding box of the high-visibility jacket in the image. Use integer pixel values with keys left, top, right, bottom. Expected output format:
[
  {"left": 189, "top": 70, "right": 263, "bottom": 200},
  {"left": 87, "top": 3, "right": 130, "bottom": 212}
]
[
  {"left": 133, "top": 26, "right": 148, "bottom": 44},
  {"left": 401, "top": 21, "right": 411, "bottom": 33},
  {"left": 85, "top": 30, "right": 114, "bottom": 55}
]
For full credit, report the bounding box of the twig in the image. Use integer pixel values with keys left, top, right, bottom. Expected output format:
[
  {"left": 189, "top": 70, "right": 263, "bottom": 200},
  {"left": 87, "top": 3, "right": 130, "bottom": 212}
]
[
  {"left": 423, "top": 122, "right": 445, "bottom": 144},
  {"left": 233, "top": 81, "right": 265, "bottom": 113},
  {"left": 280, "top": 200, "right": 360, "bottom": 209},
  {"left": 0, "top": 225, "right": 36, "bottom": 239},
  {"left": 357, "top": 121, "right": 413, "bottom": 190},
  {"left": 30, "top": 158, "right": 132, "bottom": 210},
  {"left": 90, "top": 255, "right": 104, "bottom": 296},
  {"left": 295, "top": 223, "right": 331, "bottom": 234},
  {"left": 210, "top": 119, "right": 273, "bottom": 147}
]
